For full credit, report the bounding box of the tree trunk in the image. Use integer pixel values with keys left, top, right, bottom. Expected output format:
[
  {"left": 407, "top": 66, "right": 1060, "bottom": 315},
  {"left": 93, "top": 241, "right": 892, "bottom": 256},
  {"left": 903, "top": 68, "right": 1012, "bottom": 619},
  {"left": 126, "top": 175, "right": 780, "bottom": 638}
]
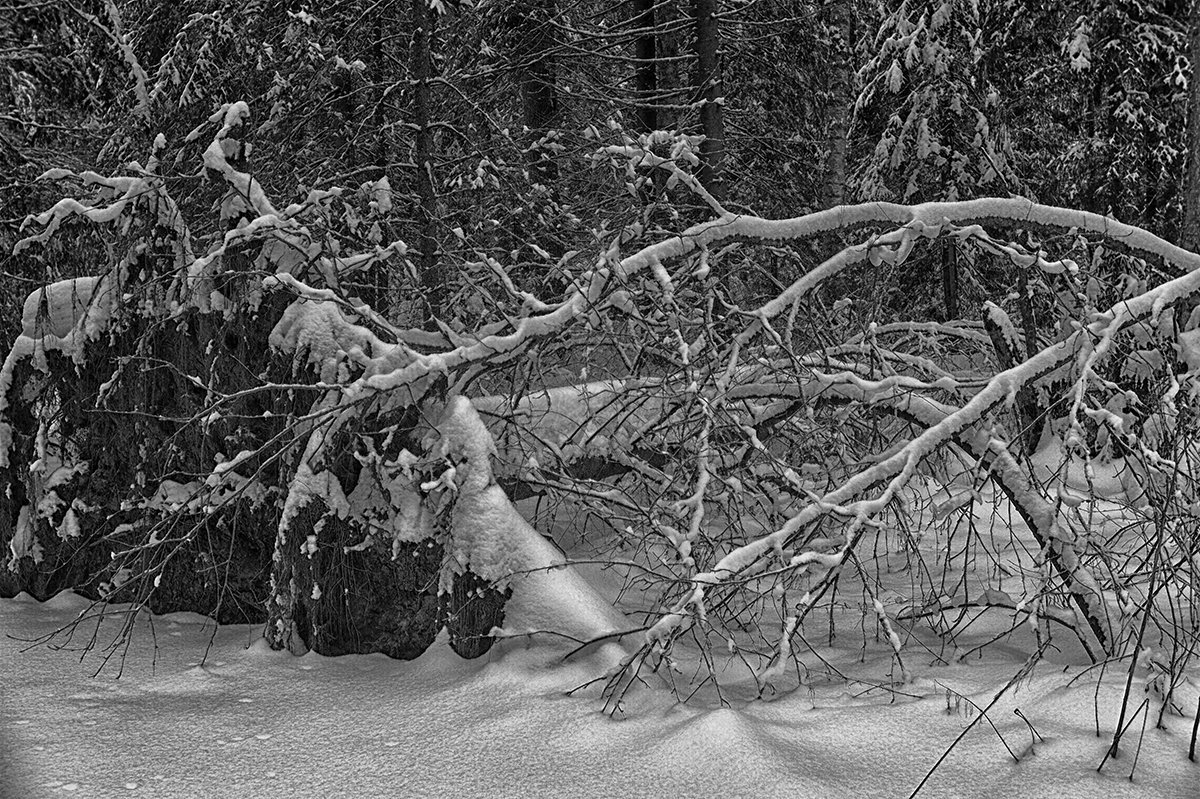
[
  {"left": 632, "top": 0, "right": 657, "bottom": 132},
  {"left": 373, "top": 14, "right": 389, "bottom": 179},
  {"left": 335, "top": 60, "right": 358, "bottom": 168},
  {"left": 411, "top": 0, "right": 443, "bottom": 320},
  {"left": 361, "top": 12, "right": 391, "bottom": 314},
  {"left": 514, "top": 0, "right": 559, "bottom": 186},
  {"left": 692, "top": 0, "right": 725, "bottom": 201},
  {"left": 983, "top": 299, "right": 1042, "bottom": 455},
  {"left": 653, "top": 1, "right": 688, "bottom": 131},
  {"left": 1183, "top": 0, "right": 1200, "bottom": 251},
  {"left": 820, "top": 0, "right": 853, "bottom": 209},
  {"left": 941, "top": 239, "right": 959, "bottom": 320}
]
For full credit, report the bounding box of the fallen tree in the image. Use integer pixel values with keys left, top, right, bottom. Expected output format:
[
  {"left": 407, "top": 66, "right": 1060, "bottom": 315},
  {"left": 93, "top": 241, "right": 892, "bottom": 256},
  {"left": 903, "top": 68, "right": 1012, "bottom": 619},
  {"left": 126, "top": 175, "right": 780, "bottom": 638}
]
[{"left": 2, "top": 104, "right": 1197, "bottom": 725}]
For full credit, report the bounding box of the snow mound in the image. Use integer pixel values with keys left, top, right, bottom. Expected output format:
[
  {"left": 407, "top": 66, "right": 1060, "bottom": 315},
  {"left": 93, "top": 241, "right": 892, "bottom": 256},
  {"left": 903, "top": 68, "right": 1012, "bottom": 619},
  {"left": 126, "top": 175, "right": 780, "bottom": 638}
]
[
  {"left": 433, "top": 396, "right": 630, "bottom": 646},
  {"left": 20, "top": 277, "right": 105, "bottom": 339}
]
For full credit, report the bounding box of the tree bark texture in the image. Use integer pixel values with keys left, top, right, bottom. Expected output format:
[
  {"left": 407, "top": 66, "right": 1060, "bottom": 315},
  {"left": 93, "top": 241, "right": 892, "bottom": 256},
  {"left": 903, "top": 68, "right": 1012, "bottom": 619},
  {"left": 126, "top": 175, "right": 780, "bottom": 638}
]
[
  {"left": 513, "top": 0, "right": 559, "bottom": 185},
  {"left": 632, "top": 0, "right": 657, "bottom": 132},
  {"left": 940, "top": 238, "right": 959, "bottom": 320},
  {"left": 820, "top": 0, "right": 853, "bottom": 209},
  {"left": 1183, "top": 0, "right": 1200, "bottom": 251},
  {"left": 692, "top": 0, "right": 725, "bottom": 201},
  {"left": 411, "top": 0, "right": 443, "bottom": 320}
]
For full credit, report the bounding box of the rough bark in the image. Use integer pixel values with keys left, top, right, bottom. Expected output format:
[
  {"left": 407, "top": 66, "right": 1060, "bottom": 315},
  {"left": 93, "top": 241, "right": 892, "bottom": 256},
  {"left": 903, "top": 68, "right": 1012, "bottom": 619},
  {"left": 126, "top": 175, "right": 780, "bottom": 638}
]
[
  {"left": 411, "top": 0, "right": 443, "bottom": 320},
  {"left": 441, "top": 570, "right": 511, "bottom": 659},
  {"left": 820, "top": 0, "right": 853, "bottom": 209},
  {"left": 632, "top": 0, "right": 657, "bottom": 133},
  {"left": 1183, "top": 0, "right": 1200, "bottom": 251},
  {"left": 264, "top": 405, "right": 443, "bottom": 660},
  {"left": 513, "top": 0, "right": 559, "bottom": 186},
  {"left": 941, "top": 238, "right": 959, "bottom": 320},
  {"left": 692, "top": 0, "right": 725, "bottom": 201}
]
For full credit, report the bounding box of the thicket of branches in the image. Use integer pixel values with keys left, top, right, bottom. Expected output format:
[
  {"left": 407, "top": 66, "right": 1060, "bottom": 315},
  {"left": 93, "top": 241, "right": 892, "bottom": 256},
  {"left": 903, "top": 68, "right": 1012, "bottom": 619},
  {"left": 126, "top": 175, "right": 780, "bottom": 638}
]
[{"left": 2, "top": 0, "right": 1199, "bottom": 734}]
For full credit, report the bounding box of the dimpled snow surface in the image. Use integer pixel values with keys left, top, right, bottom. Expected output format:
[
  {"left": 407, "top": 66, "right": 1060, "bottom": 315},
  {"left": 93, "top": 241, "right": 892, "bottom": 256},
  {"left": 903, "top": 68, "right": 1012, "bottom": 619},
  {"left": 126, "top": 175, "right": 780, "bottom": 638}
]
[{"left": 2, "top": 590, "right": 1197, "bottom": 799}]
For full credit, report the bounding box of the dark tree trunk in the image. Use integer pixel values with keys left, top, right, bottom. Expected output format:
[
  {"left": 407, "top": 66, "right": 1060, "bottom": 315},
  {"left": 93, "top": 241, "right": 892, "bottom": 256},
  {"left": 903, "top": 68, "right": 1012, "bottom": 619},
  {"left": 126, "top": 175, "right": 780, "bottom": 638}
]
[
  {"left": 359, "top": 13, "right": 391, "bottom": 313},
  {"left": 373, "top": 14, "right": 389, "bottom": 179},
  {"left": 941, "top": 239, "right": 958, "bottom": 320},
  {"left": 983, "top": 300, "right": 1042, "bottom": 455},
  {"left": 1183, "top": 0, "right": 1200, "bottom": 251},
  {"left": 692, "top": 0, "right": 725, "bottom": 201},
  {"left": 520, "top": 55, "right": 557, "bottom": 135},
  {"left": 1016, "top": 268, "right": 1037, "bottom": 360},
  {"left": 509, "top": 0, "right": 558, "bottom": 186},
  {"left": 517, "top": 0, "right": 557, "bottom": 132},
  {"left": 820, "top": 0, "right": 853, "bottom": 209},
  {"left": 632, "top": 0, "right": 657, "bottom": 132},
  {"left": 649, "top": 1, "right": 688, "bottom": 131},
  {"left": 411, "top": 0, "right": 443, "bottom": 321}
]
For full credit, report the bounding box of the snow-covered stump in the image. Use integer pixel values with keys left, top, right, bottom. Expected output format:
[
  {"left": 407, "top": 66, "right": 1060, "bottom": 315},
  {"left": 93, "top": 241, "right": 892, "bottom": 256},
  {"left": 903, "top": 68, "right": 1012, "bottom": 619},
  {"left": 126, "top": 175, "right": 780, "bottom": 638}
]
[
  {"left": 262, "top": 395, "right": 629, "bottom": 661},
  {"left": 263, "top": 403, "right": 446, "bottom": 659},
  {"left": 265, "top": 484, "right": 445, "bottom": 660}
]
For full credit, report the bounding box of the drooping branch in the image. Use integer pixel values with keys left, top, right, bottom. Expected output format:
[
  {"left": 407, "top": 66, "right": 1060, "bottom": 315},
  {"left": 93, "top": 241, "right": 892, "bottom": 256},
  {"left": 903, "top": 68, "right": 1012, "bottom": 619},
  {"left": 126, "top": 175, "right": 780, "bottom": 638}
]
[{"left": 627, "top": 243, "right": 1200, "bottom": 667}]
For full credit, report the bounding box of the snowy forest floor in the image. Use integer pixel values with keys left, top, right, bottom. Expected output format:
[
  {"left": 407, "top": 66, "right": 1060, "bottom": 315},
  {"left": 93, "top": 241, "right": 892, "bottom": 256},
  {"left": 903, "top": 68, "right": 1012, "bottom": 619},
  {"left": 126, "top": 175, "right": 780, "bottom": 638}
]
[
  {"left": 3, "top": 584, "right": 1198, "bottom": 797},
  {"left": 4, "top": 447, "right": 1200, "bottom": 798}
]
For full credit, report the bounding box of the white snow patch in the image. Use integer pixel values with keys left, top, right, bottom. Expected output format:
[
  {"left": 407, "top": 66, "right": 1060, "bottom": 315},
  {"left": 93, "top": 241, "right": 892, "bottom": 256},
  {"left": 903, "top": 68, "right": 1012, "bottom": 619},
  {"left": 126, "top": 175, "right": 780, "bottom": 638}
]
[
  {"left": 0, "top": 594, "right": 1195, "bottom": 798},
  {"left": 6, "top": 505, "right": 39, "bottom": 568},
  {"left": 433, "top": 397, "right": 629, "bottom": 644},
  {"left": 448, "top": 483, "right": 627, "bottom": 644}
]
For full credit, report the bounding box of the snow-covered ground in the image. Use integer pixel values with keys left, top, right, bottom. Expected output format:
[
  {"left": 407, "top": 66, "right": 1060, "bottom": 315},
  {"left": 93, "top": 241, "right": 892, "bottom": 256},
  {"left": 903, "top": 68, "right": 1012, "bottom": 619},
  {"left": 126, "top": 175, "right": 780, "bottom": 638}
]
[
  {"left": 2, "top": 587, "right": 1197, "bottom": 799},
  {"left": 3, "top": 405, "right": 1197, "bottom": 798}
]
